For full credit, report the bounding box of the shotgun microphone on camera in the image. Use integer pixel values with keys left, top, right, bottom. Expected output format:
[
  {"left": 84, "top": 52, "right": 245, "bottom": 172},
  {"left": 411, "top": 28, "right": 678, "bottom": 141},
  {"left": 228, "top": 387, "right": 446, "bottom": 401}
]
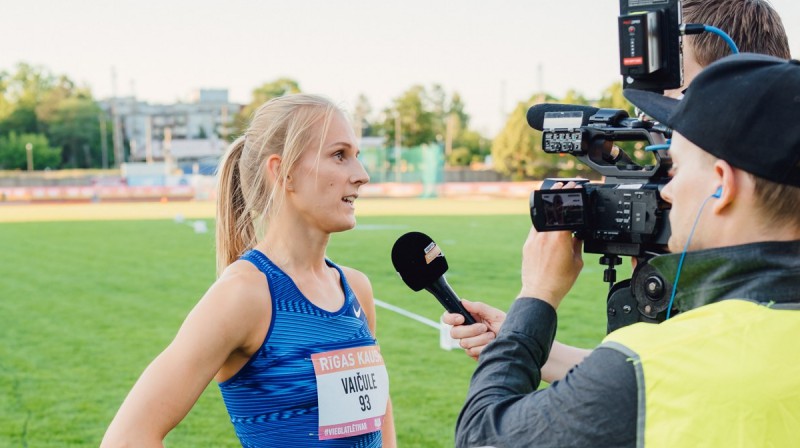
[
  {"left": 526, "top": 103, "right": 647, "bottom": 131},
  {"left": 391, "top": 231, "right": 477, "bottom": 325},
  {"left": 526, "top": 104, "right": 600, "bottom": 131}
]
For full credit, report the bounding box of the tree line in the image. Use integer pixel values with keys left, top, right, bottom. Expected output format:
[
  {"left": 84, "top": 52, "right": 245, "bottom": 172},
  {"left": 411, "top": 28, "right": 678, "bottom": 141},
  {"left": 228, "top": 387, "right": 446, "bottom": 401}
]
[
  {"left": 0, "top": 63, "right": 104, "bottom": 170},
  {"left": 234, "top": 79, "right": 490, "bottom": 169},
  {"left": 491, "top": 84, "right": 634, "bottom": 180},
  {"left": 1, "top": 62, "right": 633, "bottom": 178}
]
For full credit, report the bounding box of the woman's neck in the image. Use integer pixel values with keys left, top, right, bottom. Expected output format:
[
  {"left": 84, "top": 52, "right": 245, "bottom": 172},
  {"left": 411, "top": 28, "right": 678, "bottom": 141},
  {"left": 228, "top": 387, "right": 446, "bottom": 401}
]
[{"left": 256, "top": 216, "right": 331, "bottom": 275}]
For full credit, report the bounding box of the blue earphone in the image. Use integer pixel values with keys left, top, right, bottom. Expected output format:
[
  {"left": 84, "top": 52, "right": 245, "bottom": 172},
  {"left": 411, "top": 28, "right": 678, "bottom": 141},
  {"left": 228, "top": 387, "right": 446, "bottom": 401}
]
[{"left": 667, "top": 184, "right": 724, "bottom": 319}]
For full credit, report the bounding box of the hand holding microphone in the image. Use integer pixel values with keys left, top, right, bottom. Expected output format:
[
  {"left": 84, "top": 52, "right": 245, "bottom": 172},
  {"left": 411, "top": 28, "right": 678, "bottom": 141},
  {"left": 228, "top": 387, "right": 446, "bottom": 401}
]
[
  {"left": 443, "top": 299, "right": 507, "bottom": 360},
  {"left": 391, "top": 231, "right": 477, "bottom": 325}
]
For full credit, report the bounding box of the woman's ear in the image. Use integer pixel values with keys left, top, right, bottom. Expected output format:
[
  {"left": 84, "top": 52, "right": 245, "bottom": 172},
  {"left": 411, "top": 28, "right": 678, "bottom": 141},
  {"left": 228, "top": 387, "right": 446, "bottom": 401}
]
[
  {"left": 265, "top": 154, "right": 282, "bottom": 184},
  {"left": 285, "top": 174, "right": 294, "bottom": 191},
  {"left": 265, "top": 154, "right": 294, "bottom": 191}
]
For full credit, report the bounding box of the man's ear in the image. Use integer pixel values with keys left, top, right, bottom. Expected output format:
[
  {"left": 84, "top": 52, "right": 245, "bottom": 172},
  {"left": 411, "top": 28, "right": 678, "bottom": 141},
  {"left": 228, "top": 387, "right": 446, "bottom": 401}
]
[{"left": 711, "top": 159, "right": 738, "bottom": 215}]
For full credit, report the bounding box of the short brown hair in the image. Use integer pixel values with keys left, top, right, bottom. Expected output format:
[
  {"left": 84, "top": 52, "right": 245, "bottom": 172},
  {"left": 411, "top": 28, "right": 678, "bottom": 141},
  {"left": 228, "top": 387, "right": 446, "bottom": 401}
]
[
  {"left": 699, "top": 152, "right": 800, "bottom": 228},
  {"left": 752, "top": 177, "right": 800, "bottom": 228},
  {"left": 682, "top": 0, "right": 791, "bottom": 66}
]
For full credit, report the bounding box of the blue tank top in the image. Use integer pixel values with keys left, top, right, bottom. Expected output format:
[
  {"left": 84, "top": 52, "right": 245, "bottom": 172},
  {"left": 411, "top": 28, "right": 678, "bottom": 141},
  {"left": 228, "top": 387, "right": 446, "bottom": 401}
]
[{"left": 218, "top": 249, "right": 383, "bottom": 447}]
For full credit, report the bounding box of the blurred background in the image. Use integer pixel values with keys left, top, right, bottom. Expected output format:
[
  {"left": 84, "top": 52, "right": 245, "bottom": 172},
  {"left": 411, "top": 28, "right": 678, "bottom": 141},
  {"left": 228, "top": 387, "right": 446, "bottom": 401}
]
[{"left": 2, "top": 0, "right": 796, "bottom": 198}]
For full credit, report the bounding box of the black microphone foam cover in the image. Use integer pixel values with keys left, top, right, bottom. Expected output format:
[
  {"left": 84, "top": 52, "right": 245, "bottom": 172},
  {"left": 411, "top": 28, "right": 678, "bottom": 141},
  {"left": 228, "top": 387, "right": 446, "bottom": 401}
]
[
  {"left": 526, "top": 103, "right": 600, "bottom": 131},
  {"left": 391, "top": 231, "right": 448, "bottom": 292}
]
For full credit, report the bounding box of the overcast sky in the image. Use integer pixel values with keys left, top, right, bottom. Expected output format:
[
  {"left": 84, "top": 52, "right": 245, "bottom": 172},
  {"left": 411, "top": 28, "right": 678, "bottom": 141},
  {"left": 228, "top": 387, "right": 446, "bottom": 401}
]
[{"left": 4, "top": 0, "right": 800, "bottom": 136}]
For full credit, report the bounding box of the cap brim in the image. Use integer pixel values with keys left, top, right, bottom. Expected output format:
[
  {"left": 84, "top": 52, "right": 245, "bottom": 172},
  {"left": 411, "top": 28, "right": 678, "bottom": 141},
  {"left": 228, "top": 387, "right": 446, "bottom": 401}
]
[{"left": 622, "top": 89, "right": 680, "bottom": 126}]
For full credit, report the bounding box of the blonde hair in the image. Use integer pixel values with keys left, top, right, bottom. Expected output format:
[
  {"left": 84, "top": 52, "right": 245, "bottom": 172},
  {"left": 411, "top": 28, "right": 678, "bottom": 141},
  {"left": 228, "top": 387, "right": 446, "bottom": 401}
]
[{"left": 215, "top": 94, "right": 340, "bottom": 275}]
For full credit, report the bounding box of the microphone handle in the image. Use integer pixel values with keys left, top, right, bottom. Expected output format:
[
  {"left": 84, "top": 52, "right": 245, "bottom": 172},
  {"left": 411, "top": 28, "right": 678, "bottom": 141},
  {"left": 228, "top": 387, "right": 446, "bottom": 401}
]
[{"left": 424, "top": 276, "right": 477, "bottom": 325}]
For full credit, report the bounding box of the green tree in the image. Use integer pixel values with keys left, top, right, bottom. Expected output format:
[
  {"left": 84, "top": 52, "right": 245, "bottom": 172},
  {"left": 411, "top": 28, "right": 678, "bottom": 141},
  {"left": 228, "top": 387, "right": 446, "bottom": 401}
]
[
  {"left": 0, "top": 132, "right": 61, "bottom": 170},
  {"left": 596, "top": 81, "right": 654, "bottom": 166},
  {"left": 491, "top": 100, "right": 540, "bottom": 180},
  {"left": 376, "top": 85, "right": 487, "bottom": 156},
  {"left": 0, "top": 63, "right": 107, "bottom": 168},
  {"left": 491, "top": 92, "right": 572, "bottom": 180},
  {"left": 378, "top": 84, "right": 437, "bottom": 148},
  {"left": 449, "top": 128, "right": 489, "bottom": 166},
  {"left": 0, "top": 70, "right": 14, "bottom": 123},
  {"left": 0, "top": 105, "right": 38, "bottom": 136},
  {"left": 596, "top": 81, "right": 635, "bottom": 113},
  {"left": 45, "top": 97, "right": 105, "bottom": 168},
  {"left": 445, "top": 93, "right": 492, "bottom": 167},
  {"left": 448, "top": 92, "right": 469, "bottom": 129},
  {"left": 0, "top": 63, "right": 58, "bottom": 135},
  {"left": 492, "top": 88, "right": 614, "bottom": 179},
  {"left": 560, "top": 89, "right": 591, "bottom": 106},
  {"left": 373, "top": 85, "right": 491, "bottom": 167},
  {"left": 236, "top": 77, "right": 301, "bottom": 132},
  {"left": 428, "top": 84, "right": 448, "bottom": 139},
  {"left": 35, "top": 75, "right": 83, "bottom": 125}
]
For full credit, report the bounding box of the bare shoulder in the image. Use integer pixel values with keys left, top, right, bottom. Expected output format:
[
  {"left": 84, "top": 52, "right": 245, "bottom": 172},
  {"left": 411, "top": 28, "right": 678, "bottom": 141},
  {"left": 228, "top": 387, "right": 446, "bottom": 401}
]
[
  {"left": 198, "top": 259, "right": 271, "bottom": 330},
  {"left": 338, "top": 265, "right": 374, "bottom": 302},
  {"left": 155, "top": 259, "right": 271, "bottom": 383},
  {"left": 214, "top": 259, "right": 269, "bottom": 295}
]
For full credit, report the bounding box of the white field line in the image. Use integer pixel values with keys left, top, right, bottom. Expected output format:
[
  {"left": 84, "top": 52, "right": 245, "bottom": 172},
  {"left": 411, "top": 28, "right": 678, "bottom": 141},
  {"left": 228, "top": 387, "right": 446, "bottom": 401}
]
[{"left": 374, "top": 298, "right": 439, "bottom": 330}]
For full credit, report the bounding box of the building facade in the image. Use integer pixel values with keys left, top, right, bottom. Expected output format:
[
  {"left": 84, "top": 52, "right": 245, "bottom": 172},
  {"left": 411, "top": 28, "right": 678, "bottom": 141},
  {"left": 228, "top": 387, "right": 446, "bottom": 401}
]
[{"left": 98, "top": 89, "right": 242, "bottom": 167}]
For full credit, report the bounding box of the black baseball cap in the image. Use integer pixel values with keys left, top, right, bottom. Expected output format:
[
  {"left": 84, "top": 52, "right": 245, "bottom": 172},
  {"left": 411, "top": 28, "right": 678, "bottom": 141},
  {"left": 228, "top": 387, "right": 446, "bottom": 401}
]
[{"left": 623, "top": 53, "right": 800, "bottom": 188}]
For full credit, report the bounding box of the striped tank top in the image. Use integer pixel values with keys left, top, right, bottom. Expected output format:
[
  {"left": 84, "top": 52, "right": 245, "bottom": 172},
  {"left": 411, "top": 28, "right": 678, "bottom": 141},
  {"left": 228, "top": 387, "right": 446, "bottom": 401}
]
[{"left": 218, "top": 249, "right": 383, "bottom": 447}]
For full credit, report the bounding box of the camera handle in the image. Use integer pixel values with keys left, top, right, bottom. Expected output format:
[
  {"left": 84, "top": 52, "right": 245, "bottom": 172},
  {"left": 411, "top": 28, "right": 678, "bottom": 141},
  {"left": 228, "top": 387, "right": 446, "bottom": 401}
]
[{"left": 599, "top": 254, "right": 623, "bottom": 289}]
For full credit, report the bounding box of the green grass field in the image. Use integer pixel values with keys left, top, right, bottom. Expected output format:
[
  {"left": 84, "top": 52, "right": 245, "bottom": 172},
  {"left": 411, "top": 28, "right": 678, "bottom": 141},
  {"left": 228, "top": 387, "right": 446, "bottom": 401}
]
[{"left": 0, "top": 202, "right": 628, "bottom": 447}]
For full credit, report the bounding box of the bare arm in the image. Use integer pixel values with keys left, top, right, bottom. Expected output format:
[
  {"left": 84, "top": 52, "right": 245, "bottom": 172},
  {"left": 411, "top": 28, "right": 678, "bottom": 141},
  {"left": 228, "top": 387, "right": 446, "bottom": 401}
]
[
  {"left": 544, "top": 341, "right": 591, "bottom": 381},
  {"left": 101, "top": 264, "right": 268, "bottom": 447},
  {"left": 444, "top": 303, "right": 590, "bottom": 382},
  {"left": 342, "top": 266, "right": 397, "bottom": 448}
]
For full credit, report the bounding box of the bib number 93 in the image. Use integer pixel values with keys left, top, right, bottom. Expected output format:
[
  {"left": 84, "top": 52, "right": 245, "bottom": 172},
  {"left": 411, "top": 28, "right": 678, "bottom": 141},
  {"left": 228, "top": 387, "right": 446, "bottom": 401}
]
[{"left": 359, "top": 394, "right": 372, "bottom": 411}]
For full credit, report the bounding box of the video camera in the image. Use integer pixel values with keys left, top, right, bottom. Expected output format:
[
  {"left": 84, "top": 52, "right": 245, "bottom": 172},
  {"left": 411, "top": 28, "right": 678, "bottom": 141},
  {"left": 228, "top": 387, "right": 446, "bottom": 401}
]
[
  {"left": 527, "top": 0, "right": 684, "bottom": 250},
  {"left": 527, "top": 104, "right": 675, "bottom": 332},
  {"left": 524, "top": 1, "right": 686, "bottom": 332},
  {"left": 522, "top": 0, "right": 745, "bottom": 331},
  {"left": 527, "top": 104, "right": 672, "bottom": 257},
  {"left": 528, "top": 104, "right": 672, "bottom": 252}
]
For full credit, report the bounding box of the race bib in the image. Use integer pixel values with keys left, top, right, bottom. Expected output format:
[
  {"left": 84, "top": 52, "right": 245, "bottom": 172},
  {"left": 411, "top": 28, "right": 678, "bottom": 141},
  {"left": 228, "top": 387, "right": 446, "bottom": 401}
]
[{"left": 311, "top": 345, "right": 389, "bottom": 440}]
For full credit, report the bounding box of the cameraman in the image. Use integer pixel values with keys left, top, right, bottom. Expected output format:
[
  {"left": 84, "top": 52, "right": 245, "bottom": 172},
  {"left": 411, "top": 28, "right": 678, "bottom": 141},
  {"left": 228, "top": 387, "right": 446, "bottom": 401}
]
[
  {"left": 445, "top": 0, "right": 793, "bottom": 383},
  {"left": 455, "top": 53, "right": 800, "bottom": 448}
]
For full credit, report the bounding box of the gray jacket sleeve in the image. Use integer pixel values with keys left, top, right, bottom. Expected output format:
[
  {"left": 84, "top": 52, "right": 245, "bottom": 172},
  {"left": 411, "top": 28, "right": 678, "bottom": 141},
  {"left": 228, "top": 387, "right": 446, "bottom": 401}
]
[{"left": 455, "top": 298, "right": 638, "bottom": 448}]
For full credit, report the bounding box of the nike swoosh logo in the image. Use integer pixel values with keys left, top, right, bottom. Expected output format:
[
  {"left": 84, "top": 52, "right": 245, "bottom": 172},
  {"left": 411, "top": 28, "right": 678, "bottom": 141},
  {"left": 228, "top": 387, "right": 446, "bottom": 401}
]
[{"left": 353, "top": 306, "right": 362, "bottom": 318}]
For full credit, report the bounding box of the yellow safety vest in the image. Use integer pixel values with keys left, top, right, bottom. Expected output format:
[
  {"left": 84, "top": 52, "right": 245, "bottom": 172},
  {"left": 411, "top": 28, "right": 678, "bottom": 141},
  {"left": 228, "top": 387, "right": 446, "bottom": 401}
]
[{"left": 602, "top": 299, "right": 800, "bottom": 448}]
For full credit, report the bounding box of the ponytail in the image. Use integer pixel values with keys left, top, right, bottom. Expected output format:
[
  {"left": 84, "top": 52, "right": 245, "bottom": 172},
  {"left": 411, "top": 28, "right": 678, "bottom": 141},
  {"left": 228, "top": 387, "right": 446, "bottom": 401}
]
[
  {"left": 214, "top": 94, "right": 341, "bottom": 277},
  {"left": 215, "top": 136, "right": 256, "bottom": 276}
]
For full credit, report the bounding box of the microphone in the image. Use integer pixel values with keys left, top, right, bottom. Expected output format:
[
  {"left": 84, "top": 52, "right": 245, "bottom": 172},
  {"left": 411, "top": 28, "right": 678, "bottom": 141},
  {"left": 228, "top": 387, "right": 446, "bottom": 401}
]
[
  {"left": 390, "top": 231, "right": 477, "bottom": 325},
  {"left": 526, "top": 103, "right": 600, "bottom": 131},
  {"left": 527, "top": 103, "right": 647, "bottom": 132}
]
